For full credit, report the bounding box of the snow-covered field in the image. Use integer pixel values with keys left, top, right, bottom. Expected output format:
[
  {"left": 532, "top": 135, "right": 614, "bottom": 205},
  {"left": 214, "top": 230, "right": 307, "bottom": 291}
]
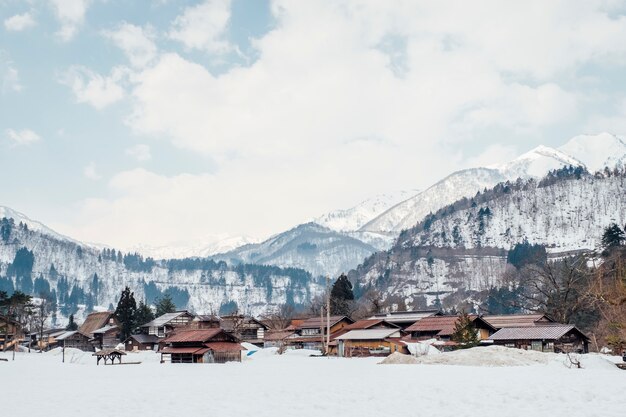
[{"left": 1, "top": 347, "right": 625, "bottom": 417}]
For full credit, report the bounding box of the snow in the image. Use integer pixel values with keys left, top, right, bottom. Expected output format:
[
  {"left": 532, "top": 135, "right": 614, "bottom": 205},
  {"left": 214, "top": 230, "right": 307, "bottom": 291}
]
[
  {"left": 128, "top": 235, "right": 261, "bottom": 260},
  {"left": 1, "top": 348, "right": 624, "bottom": 417}
]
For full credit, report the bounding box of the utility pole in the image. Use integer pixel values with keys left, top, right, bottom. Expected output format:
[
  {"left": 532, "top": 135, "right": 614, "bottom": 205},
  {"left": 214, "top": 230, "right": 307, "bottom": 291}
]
[{"left": 326, "top": 276, "right": 330, "bottom": 356}]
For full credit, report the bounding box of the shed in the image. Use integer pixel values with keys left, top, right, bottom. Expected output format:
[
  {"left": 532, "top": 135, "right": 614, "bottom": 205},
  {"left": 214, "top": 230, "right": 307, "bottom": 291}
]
[
  {"left": 405, "top": 315, "right": 496, "bottom": 341},
  {"left": 488, "top": 324, "right": 589, "bottom": 353},
  {"left": 125, "top": 333, "right": 159, "bottom": 351},
  {"left": 140, "top": 311, "right": 195, "bottom": 338},
  {"left": 482, "top": 314, "right": 554, "bottom": 330},
  {"left": 92, "top": 325, "right": 120, "bottom": 350},
  {"left": 334, "top": 328, "right": 408, "bottom": 357},
  {"left": 160, "top": 328, "right": 244, "bottom": 364}
]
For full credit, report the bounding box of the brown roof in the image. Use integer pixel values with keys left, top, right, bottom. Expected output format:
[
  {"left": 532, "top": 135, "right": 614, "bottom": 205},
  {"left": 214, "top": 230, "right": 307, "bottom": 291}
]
[
  {"left": 405, "top": 315, "right": 495, "bottom": 336},
  {"left": 298, "top": 316, "right": 353, "bottom": 329},
  {"left": 344, "top": 319, "right": 398, "bottom": 330},
  {"left": 160, "top": 346, "right": 203, "bottom": 354},
  {"left": 264, "top": 330, "right": 295, "bottom": 341},
  {"left": 489, "top": 325, "right": 589, "bottom": 341},
  {"left": 483, "top": 314, "right": 553, "bottom": 329},
  {"left": 79, "top": 312, "right": 115, "bottom": 337},
  {"left": 204, "top": 342, "right": 245, "bottom": 352},
  {"left": 164, "top": 328, "right": 224, "bottom": 343}
]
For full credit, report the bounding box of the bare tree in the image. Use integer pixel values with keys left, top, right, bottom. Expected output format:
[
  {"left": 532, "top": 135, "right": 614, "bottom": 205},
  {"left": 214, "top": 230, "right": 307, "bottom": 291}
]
[
  {"left": 34, "top": 296, "right": 52, "bottom": 352},
  {"left": 262, "top": 303, "right": 296, "bottom": 330}
]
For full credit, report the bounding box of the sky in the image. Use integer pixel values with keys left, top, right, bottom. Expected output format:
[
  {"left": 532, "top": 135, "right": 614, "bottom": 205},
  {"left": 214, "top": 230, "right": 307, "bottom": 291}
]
[{"left": 2, "top": 0, "right": 626, "bottom": 249}]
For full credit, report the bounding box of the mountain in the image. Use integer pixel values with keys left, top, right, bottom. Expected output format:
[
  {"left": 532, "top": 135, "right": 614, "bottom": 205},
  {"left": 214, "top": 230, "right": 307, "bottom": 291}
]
[
  {"left": 212, "top": 222, "right": 379, "bottom": 277},
  {"left": 128, "top": 235, "right": 260, "bottom": 260},
  {"left": 349, "top": 167, "right": 626, "bottom": 310},
  {"left": 361, "top": 133, "right": 626, "bottom": 235},
  {"left": 0, "top": 210, "right": 322, "bottom": 322}
]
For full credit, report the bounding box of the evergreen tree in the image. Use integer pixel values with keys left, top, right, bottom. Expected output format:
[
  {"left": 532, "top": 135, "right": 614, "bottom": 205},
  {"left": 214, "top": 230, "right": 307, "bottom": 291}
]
[
  {"left": 114, "top": 286, "right": 137, "bottom": 341},
  {"left": 451, "top": 311, "right": 479, "bottom": 349},
  {"left": 135, "top": 300, "right": 155, "bottom": 328},
  {"left": 602, "top": 223, "right": 625, "bottom": 249},
  {"left": 330, "top": 273, "right": 355, "bottom": 316},
  {"left": 66, "top": 313, "right": 78, "bottom": 331},
  {"left": 155, "top": 294, "right": 176, "bottom": 317}
]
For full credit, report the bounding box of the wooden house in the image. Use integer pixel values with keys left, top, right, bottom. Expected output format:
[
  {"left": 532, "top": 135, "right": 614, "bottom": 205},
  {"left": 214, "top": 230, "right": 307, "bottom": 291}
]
[
  {"left": 483, "top": 314, "right": 554, "bottom": 330},
  {"left": 404, "top": 315, "right": 496, "bottom": 343},
  {"left": 160, "top": 329, "right": 244, "bottom": 364},
  {"left": 125, "top": 333, "right": 160, "bottom": 351},
  {"left": 335, "top": 328, "right": 408, "bottom": 357},
  {"left": 139, "top": 311, "right": 195, "bottom": 338},
  {"left": 188, "top": 315, "right": 221, "bottom": 330},
  {"left": 286, "top": 315, "right": 354, "bottom": 350},
  {"left": 488, "top": 325, "right": 590, "bottom": 353},
  {"left": 369, "top": 309, "right": 442, "bottom": 329},
  {"left": 220, "top": 315, "right": 269, "bottom": 347},
  {"left": 92, "top": 324, "right": 121, "bottom": 349},
  {"left": 0, "top": 314, "right": 22, "bottom": 351},
  {"left": 55, "top": 330, "right": 92, "bottom": 351},
  {"left": 263, "top": 330, "right": 295, "bottom": 349}
]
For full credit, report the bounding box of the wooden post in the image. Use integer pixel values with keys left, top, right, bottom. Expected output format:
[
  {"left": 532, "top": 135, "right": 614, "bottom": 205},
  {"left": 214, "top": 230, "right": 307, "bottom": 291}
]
[
  {"left": 326, "top": 276, "right": 330, "bottom": 356},
  {"left": 62, "top": 340, "right": 65, "bottom": 363}
]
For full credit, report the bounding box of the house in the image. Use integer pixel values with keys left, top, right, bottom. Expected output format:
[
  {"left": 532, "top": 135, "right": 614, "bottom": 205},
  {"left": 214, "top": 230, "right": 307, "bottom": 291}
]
[
  {"left": 263, "top": 330, "right": 295, "bottom": 349},
  {"left": 0, "top": 314, "right": 22, "bottom": 351},
  {"left": 139, "top": 311, "right": 195, "bottom": 338},
  {"left": 92, "top": 324, "right": 121, "bottom": 349},
  {"left": 125, "top": 333, "right": 160, "bottom": 351},
  {"left": 369, "top": 309, "right": 442, "bottom": 329},
  {"left": 488, "top": 324, "right": 590, "bottom": 353},
  {"left": 404, "top": 315, "right": 496, "bottom": 343},
  {"left": 160, "top": 329, "right": 244, "bottom": 364},
  {"left": 79, "top": 311, "right": 119, "bottom": 350},
  {"left": 188, "top": 315, "right": 221, "bottom": 330},
  {"left": 220, "top": 315, "right": 269, "bottom": 346},
  {"left": 335, "top": 328, "right": 408, "bottom": 357},
  {"left": 286, "top": 315, "right": 354, "bottom": 350},
  {"left": 483, "top": 314, "right": 554, "bottom": 330},
  {"left": 55, "top": 330, "right": 92, "bottom": 351}
]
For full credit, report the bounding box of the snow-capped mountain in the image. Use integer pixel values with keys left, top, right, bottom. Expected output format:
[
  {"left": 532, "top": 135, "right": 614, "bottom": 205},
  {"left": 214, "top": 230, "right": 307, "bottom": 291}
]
[
  {"left": 0, "top": 212, "right": 322, "bottom": 321},
  {"left": 314, "top": 190, "right": 417, "bottom": 232},
  {"left": 361, "top": 133, "right": 626, "bottom": 235},
  {"left": 349, "top": 168, "right": 626, "bottom": 310},
  {"left": 212, "top": 222, "right": 378, "bottom": 277},
  {"left": 128, "top": 235, "right": 260, "bottom": 260}
]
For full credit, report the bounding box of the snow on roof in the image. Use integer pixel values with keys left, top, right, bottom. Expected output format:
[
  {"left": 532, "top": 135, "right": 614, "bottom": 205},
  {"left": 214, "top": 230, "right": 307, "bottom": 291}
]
[
  {"left": 299, "top": 316, "right": 352, "bottom": 329},
  {"left": 483, "top": 314, "right": 552, "bottom": 329},
  {"left": 127, "top": 333, "right": 159, "bottom": 344},
  {"left": 488, "top": 325, "right": 587, "bottom": 341},
  {"left": 369, "top": 310, "right": 440, "bottom": 323},
  {"left": 55, "top": 331, "right": 81, "bottom": 341},
  {"left": 92, "top": 325, "right": 118, "bottom": 334},
  {"left": 141, "top": 311, "right": 191, "bottom": 328},
  {"left": 335, "top": 328, "right": 402, "bottom": 340}
]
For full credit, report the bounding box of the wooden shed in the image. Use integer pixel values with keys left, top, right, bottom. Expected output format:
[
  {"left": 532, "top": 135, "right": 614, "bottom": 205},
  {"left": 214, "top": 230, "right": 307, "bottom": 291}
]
[
  {"left": 125, "top": 333, "right": 160, "bottom": 351},
  {"left": 286, "top": 316, "right": 354, "bottom": 350},
  {"left": 92, "top": 325, "right": 120, "bottom": 350},
  {"left": 488, "top": 325, "right": 590, "bottom": 353},
  {"left": 405, "top": 315, "right": 496, "bottom": 342},
  {"left": 139, "top": 311, "right": 195, "bottom": 338},
  {"left": 160, "top": 329, "right": 244, "bottom": 364},
  {"left": 335, "top": 328, "right": 408, "bottom": 357},
  {"left": 220, "top": 315, "right": 269, "bottom": 347}
]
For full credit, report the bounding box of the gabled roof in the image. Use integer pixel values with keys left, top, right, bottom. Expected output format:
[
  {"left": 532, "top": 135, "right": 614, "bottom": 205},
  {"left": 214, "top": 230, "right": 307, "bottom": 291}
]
[
  {"left": 369, "top": 310, "right": 441, "bottom": 324},
  {"left": 344, "top": 319, "right": 399, "bottom": 330},
  {"left": 483, "top": 314, "right": 553, "bottom": 329},
  {"left": 264, "top": 330, "right": 295, "bottom": 341},
  {"left": 405, "top": 315, "right": 496, "bottom": 336},
  {"left": 220, "top": 315, "right": 269, "bottom": 331},
  {"left": 55, "top": 330, "right": 89, "bottom": 341},
  {"left": 164, "top": 328, "right": 233, "bottom": 343},
  {"left": 79, "top": 312, "right": 115, "bottom": 336},
  {"left": 126, "top": 333, "right": 159, "bottom": 344},
  {"left": 488, "top": 325, "right": 589, "bottom": 341},
  {"left": 140, "top": 311, "right": 194, "bottom": 328},
  {"left": 335, "top": 328, "right": 404, "bottom": 340},
  {"left": 92, "top": 325, "right": 118, "bottom": 334},
  {"left": 298, "top": 316, "right": 353, "bottom": 329}
]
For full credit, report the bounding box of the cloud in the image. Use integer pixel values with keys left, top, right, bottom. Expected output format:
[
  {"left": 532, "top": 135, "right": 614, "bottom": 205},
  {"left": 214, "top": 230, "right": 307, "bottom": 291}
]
[
  {"left": 57, "top": 1, "right": 626, "bottom": 247},
  {"left": 59, "top": 66, "right": 126, "bottom": 109},
  {"left": 125, "top": 144, "right": 151, "bottom": 161},
  {"left": 4, "top": 12, "right": 36, "bottom": 31},
  {"left": 5, "top": 128, "right": 40, "bottom": 146},
  {"left": 103, "top": 23, "right": 157, "bottom": 68},
  {"left": 83, "top": 162, "right": 102, "bottom": 180},
  {"left": 168, "top": 0, "right": 232, "bottom": 54},
  {"left": 1, "top": 61, "right": 22, "bottom": 93},
  {"left": 49, "top": 0, "right": 90, "bottom": 41}
]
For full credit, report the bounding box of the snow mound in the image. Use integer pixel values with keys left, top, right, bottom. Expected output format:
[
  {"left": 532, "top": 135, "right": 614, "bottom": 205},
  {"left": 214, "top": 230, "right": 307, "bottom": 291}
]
[
  {"left": 379, "top": 352, "right": 419, "bottom": 364},
  {"left": 410, "top": 346, "right": 553, "bottom": 367}
]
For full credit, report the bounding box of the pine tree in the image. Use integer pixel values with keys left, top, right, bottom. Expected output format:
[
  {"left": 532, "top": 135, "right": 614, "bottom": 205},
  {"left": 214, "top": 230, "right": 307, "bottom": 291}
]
[
  {"left": 451, "top": 311, "right": 479, "bottom": 349},
  {"left": 155, "top": 294, "right": 176, "bottom": 317},
  {"left": 66, "top": 313, "right": 78, "bottom": 330},
  {"left": 135, "top": 300, "right": 155, "bottom": 329},
  {"left": 114, "top": 286, "right": 137, "bottom": 341},
  {"left": 330, "top": 273, "right": 354, "bottom": 316},
  {"left": 602, "top": 223, "right": 625, "bottom": 249}
]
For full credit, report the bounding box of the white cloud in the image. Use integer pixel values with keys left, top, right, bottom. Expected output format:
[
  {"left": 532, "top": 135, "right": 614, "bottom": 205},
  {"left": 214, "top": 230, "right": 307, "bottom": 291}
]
[
  {"left": 49, "top": 0, "right": 90, "bottom": 41},
  {"left": 5, "top": 128, "right": 40, "bottom": 146},
  {"left": 60, "top": 66, "right": 126, "bottom": 109},
  {"left": 83, "top": 162, "right": 102, "bottom": 180},
  {"left": 168, "top": 0, "right": 232, "bottom": 54},
  {"left": 103, "top": 23, "right": 157, "bottom": 68},
  {"left": 4, "top": 12, "right": 36, "bottom": 31},
  {"left": 58, "top": 1, "right": 626, "bottom": 247},
  {"left": 125, "top": 144, "right": 151, "bottom": 161},
  {"left": 1, "top": 63, "right": 22, "bottom": 93}
]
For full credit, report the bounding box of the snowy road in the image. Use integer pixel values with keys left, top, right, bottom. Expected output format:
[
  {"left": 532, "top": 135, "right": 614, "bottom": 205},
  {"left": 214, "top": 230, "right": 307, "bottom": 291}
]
[{"left": 0, "top": 349, "right": 624, "bottom": 417}]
